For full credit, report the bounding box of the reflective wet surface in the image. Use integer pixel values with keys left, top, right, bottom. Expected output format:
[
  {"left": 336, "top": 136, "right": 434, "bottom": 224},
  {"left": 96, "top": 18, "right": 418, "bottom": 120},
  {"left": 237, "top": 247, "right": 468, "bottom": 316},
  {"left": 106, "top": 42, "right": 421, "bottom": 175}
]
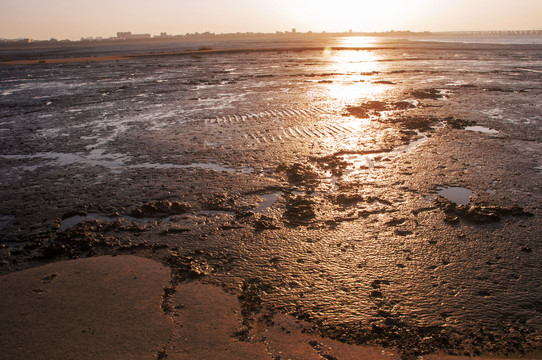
[
  {"left": 465, "top": 125, "right": 500, "bottom": 134},
  {"left": 427, "top": 186, "right": 473, "bottom": 206},
  {"left": 1, "top": 37, "right": 542, "bottom": 358}
]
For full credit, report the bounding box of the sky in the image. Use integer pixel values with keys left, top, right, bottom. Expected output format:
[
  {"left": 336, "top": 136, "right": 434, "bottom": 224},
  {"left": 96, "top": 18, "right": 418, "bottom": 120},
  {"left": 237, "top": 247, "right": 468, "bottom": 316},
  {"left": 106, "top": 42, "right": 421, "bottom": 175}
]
[{"left": 1, "top": 0, "right": 541, "bottom": 40}]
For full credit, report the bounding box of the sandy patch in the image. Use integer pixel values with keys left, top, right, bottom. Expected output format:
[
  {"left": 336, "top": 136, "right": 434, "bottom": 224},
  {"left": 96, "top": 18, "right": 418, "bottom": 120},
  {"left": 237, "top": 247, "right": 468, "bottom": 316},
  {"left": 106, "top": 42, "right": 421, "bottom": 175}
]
[{"left": 0, "top": 256, "right": 171, "bottom": 360}]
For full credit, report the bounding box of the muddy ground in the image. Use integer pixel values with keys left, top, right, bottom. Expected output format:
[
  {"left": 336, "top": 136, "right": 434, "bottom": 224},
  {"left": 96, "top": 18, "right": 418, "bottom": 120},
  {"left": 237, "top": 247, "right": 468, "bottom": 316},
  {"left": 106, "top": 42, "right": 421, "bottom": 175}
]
[{"left": 1, "top": 39, "right": 542, "bottom": 359}]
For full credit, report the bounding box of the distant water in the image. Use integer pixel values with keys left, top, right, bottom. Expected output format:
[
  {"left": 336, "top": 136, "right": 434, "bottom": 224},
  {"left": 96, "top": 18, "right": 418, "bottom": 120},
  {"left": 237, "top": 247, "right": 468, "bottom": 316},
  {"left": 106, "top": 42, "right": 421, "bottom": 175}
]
[
  {"left": 413, "top": 34, "right": 542, "bottom": 45},
  {"left": 3, "top": 34, "right": 542, "bottom": 62}
]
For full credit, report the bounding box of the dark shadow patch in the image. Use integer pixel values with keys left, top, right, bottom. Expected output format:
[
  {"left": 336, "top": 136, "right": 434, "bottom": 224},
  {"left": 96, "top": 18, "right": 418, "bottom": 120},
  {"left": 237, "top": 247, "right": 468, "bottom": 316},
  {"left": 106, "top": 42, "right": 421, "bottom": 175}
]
[
  {"left": 333, "top": 193, "right": 364, "bottom": 207},
  {"left": 345, "top": 100, "right": 416, "bottom": 119},
  {"left": 381, "top": 116, "right": 437, "bottom": 132},
  {"left": 284, "top": 195, "right": 316, "bottom": 225},
  {"left": 410, "top": 88, "right": 448, "bottom": 100},
  {"left": 253, "top": 214, "right": 281, "bottom": 231},
  {"left": 164, "top": 252, "right": 215, "bottom": 282},
  {"left": 373, "top": 80, "right": 396, "bottom": 85},
  {"left": 345, "top": 101, "right": 389, "bottom": 118},
  {"left": 130, "top": 200, "right": 190, "bottom": 218},
  {"left": 435, "top": 198, "right": 533, "bottom": 224},
  {"left": 444, "top": 117, "right": 476, "bottom": 129},
  {"left": 276, "top": 163, "right": 320, "bottom": 191},
  {"left": 483, "top": 87, "right": 526, "bottom": 93}
]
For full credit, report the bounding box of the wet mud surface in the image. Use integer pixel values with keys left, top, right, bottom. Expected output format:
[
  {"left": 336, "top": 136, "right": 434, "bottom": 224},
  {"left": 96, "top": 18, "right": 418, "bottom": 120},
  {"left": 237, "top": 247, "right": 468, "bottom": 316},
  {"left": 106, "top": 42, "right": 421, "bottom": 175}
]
[{"left": 1, "top": 38, "right": 542, "bottom": 358}]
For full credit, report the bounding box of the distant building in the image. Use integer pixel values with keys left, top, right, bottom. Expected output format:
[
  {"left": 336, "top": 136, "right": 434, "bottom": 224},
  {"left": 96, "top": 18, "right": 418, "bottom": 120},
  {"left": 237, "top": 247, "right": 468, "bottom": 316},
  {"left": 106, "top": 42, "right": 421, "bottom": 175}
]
[
  {"left": 117, "top": 32, "right": 132, "bottom": 39},
  {"left": 116, "top": 31, "right": 151, "bottom": 40},
  {"left": 131, "top": 33, "right": 151, "bottom": 39},
  {"left": 292, "top": 28, "right": 296, "bottom": 34}
]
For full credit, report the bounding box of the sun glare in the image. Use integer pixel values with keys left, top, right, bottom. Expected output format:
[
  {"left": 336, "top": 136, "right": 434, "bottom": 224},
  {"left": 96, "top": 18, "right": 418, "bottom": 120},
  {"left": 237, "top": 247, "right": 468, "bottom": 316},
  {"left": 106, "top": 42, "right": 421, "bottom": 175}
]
[
  {"left": 288, "top": 0, "right": 416, "bottom": 33},
  {"left": 329, "top": 49, "right": 378, "bottom": 74},
  {"left": 324, "top": 47, "right": 386, "bottom": 102},
  {"left": 337, "top": 36, "right": 380, "bottom": 48}
]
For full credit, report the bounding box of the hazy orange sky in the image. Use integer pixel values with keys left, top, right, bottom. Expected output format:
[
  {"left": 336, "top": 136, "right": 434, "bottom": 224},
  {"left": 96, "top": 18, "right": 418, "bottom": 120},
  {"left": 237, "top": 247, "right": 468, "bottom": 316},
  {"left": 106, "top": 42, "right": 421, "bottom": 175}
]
[{"left": 1, "top": 0, "right": 541, "bottom": 40}]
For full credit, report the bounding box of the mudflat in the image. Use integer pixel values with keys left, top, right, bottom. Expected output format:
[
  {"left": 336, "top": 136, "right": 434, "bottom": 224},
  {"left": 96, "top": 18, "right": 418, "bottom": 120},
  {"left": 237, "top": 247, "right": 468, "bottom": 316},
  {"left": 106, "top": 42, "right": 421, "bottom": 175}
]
[
  {"left": 1, "top": 37, "right": 541, "bottom": 359},
  {"left": 0, "top": 255, "right": 522, "bottom": 360}
]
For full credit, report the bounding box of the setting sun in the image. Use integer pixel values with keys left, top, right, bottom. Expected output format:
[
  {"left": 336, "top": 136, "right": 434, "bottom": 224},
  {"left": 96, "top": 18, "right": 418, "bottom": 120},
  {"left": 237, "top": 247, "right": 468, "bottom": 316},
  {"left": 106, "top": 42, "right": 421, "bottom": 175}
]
[{"left": 283, "top": 0, "right": 417, "bottom": 32}]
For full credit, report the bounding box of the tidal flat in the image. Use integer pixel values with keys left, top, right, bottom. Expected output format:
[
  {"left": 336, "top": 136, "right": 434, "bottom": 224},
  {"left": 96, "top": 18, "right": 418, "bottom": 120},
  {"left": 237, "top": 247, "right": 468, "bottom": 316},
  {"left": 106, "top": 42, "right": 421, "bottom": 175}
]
[{"left": 1, "top": 36, "right": 541, "bottom": 359}]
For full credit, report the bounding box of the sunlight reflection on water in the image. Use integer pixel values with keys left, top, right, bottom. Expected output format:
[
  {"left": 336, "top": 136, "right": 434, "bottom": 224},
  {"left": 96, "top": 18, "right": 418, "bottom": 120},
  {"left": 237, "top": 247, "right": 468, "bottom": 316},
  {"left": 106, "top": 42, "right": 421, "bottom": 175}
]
[
  {"left": 315, "top": 42, "right": 389, "bottom": 153},
  {"left": 336, "top": 36, "right": 380, "bottom": 48},
  {"left": 324, "top": 48, "right": 386, "bottom": 102},
  {"left": 329, "top": 49, "right": 379, "bottom": 74}
]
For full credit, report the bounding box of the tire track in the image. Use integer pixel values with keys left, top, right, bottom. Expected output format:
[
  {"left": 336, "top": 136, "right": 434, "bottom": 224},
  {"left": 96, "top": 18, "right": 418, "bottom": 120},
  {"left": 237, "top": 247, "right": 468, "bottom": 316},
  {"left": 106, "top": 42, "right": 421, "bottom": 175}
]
[{"left": 201, "top": 107, "right": 358, "bottom": 147}]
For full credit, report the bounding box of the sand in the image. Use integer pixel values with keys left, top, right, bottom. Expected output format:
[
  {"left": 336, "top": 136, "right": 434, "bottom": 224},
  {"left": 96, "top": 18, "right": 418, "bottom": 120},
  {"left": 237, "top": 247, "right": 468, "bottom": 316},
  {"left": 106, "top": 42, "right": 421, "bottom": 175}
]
[
  {"left": 0, "top": 256, "right": 171, "bottom": 360},
  {"left": 0, "top": 255, "right": 524, "bottom": 360}
]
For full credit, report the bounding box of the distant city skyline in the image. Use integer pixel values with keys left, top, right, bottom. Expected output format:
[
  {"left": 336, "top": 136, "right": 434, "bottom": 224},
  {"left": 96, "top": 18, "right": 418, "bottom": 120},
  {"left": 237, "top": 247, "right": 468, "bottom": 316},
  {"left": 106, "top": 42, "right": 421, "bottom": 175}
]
[{"left": 1, "top": 0, "right": 542, "bottom": 41}]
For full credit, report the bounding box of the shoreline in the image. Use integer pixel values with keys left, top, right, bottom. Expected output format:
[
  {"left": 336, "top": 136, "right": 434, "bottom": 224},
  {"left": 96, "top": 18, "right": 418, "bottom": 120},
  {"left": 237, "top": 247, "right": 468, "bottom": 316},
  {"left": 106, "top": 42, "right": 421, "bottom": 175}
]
[
  {"left": 3, "top": 41, "right": 542, "bottom": 65},
  {"left": 0, "top": 47, "right": 340, "bottom": 65},
  {"left": 1, "top": 47, "right": 377, "bottom": 65}
]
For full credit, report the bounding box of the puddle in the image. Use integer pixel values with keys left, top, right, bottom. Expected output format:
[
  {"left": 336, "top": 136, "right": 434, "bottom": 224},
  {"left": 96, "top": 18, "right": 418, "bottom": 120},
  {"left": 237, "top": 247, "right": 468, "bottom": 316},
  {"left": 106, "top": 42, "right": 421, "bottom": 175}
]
[
  {"left": 427, "top": 186, "right": 473, "bottom": 205},
  {"left": 392, "top": 131, "right": 428, "bottom": 153},
  {"left": 465, "top": 126, "right": 499, "bottom": 134},
  {"left": 481, "top": 108, "right": 503, "bottom": 119},
  {"left": 1, "top": 153, "right": 254, "bottom": 175},
  {"left": 342, "top": 153, "right": 376, "bottom": 172},
  {"left": 1, "top": 152, "right": 128, "bottom": 171},
  {"left": 438, "top": 89, "right": 452, "bottom": 99},
  {"left": 196, "top": 210, "right": 236, "bottom": 217},
  {"left": 0, "top": 215, "right": 15, "bottom": 230},
  {"left": 445, "top": 81, "right": 471, "bottom": 87},
  {"left": 518, "top": 68, "right": 542, "bottom": 74},
  {"left": 340, "top": 131, "right": 427, "bottom": 178},
  {"left": 59, "top": 214, "right": 104, "bottom": 231},
  {"left": 335, "top": 153, "right": 376, "bottom": 180},
  {"left": 0, "top": 241, "right": 32, "bottom": 248},
  {"left": 253, "top": 192, "right": 282, "bottom": 214}
]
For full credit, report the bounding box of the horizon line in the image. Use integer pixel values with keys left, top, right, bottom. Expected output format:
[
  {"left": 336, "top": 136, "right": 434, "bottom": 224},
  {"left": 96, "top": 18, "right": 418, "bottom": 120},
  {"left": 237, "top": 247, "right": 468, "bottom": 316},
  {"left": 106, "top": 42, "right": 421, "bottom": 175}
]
[{"left": 2, "top": 28, "right": 542, "bottom": 43}]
